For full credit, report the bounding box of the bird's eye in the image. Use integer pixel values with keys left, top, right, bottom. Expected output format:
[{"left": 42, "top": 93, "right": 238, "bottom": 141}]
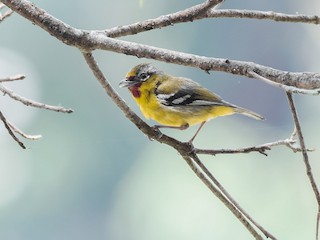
[{"left": 139, "top": 72, "right": 150, "bottom": 81}]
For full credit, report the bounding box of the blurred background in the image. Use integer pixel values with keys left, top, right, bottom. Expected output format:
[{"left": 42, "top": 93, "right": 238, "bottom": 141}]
[{"left": 0, "top": 0, "right": 319, "bottom": 239}]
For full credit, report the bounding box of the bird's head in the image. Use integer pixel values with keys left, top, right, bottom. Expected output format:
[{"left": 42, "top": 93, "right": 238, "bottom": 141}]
[{"left": 119, "top": 63, "right": 162, "bottom": 98}]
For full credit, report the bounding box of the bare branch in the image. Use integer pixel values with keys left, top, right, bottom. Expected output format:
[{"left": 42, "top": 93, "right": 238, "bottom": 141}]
[
  {"left": 206, "top": 9, "right": 320, "bottom": 24},
  {"left": 249, "top": 70, "right": 320, "bottom": 95},
  {"left": 286, "top": 92, "right": 320, "bottom": 203},
  {"left": 0, "top": 74, "right": 66, "bottom": 147},
  {"left": 0, "top": 110, "right": 26, "bottom": 149},
  {"left": 194, "top": 137, "right": 312, "bottom": 156},
  {"left": 286, "top": 92, "right": 320, "bottom": 239},
  {"left": 105, "top": 0, "right": 224, "bottom": 38},
  {"left": 106, "top": 9, "right": 320, "bottom": 38},
  {"left": 7, "top": 120, "right": 42, "bottom": 140},
  {"left": 2, "top": 0, "right": 320, "bottom": 90},
  {"left": 0, "top": 74, "right": 25, "bottom": 82},
  {"left": 0, "top": 83, "right": 73, "bottom": 113}
]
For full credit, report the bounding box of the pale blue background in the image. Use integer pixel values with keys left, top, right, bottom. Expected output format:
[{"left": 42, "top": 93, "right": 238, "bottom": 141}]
[{"left": 0, "top": 0, "right": 319, "bottom": 239}]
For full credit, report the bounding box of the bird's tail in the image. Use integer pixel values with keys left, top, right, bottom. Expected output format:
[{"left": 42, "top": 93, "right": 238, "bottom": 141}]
[{"left": 232, "top": 105, "right": 264, "bottom": 120}]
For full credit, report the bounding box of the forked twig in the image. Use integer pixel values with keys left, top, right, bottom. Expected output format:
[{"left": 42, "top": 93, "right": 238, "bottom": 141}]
[
  {"left": 105, "top": 8, "right": 320, "bottom": 38},
  {"left": 0, "top": 74, "right": 72, "bottom": 148},
  {"left": 206, "top": 9, "right": 320, "bottom": 24},
  {"left": 2, "top": 0, "right": 320, "bottom": 91},
  {"left": 194, "top": 137, "right": 313, "bottom": 156}
]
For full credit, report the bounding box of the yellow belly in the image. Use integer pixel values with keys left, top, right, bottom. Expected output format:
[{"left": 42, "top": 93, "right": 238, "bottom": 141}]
[{"left": 134, "top": 93, "right": 235, "bottom": 127}]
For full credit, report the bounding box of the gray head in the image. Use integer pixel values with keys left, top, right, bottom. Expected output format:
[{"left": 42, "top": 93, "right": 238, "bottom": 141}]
[{"left": 119, "top": 63, "right": 163, "bottom": 88}]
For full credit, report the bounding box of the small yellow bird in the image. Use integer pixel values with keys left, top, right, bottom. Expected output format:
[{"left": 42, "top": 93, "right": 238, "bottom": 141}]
[{"left": 119, "top": 63, "right": 263, "bottom": 143}]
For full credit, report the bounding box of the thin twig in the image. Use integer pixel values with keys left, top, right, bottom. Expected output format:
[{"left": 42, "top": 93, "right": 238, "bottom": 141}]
[
  {"left": 194, "top": 138, "right": 312, "bottom": 156},
  {"left": 7, "top": 120, "right": 42, "bottom": 140},
  {"left": 0, "top": 74, "right": 25, "bottom": 82},
  {"left": 0, "top": 83, "right": 73, "bottom": 113},
  {"left": 286, "top": 92, "right": 320, "bottom": 202},
  {"left": 105, "top": 0, "right": 224, "bottom": 38},
  {"left": 249, "top": 70, "right": 320, "bottom": 95},
  {"left": 105, "top": 9, "right": 320, "bottom": 38},
  {"left": 0, "top": 110, "right": 26, "bottom": 149},
  {"left": 0, "top": 3, "right": 13, "bottom": 21},
  {"left": 286, "top": 92, "right": 320, "bottom": 240},
  {"left": 206, "top": 9, "right": 320, "bottom": 24}
]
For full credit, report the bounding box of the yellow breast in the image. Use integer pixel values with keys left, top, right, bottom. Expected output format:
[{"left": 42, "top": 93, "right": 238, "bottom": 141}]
[{"left": 132, "top": 85, "right": 234, "bottom": 127}]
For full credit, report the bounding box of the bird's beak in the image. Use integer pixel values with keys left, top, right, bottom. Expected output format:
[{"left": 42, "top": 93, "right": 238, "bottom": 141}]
[{"left": 119, "top": 77, "right": 138, "bottom": 88}]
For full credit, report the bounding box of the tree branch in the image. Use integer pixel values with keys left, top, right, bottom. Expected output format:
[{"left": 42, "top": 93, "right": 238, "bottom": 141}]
[
  {"left": 2, "top": 0, "right": 320, "bottom": 90},
  {"left": 7, "top": 120, "right": 42, "bottom": 140},
  {"left": 0, "top": 73, "right": 72, "bottom": 148},
  {"left": 286, "top": 92, "right": 320, "bottom": 239},
  {"left": 105, "top": 0, "right": 224, "bottom": 38},
  {"left": 249, "top": 70, "right": 320, "bottom": 95},
  {"left": 194, "top": 137, "right": 312, "bottom": 156},
  {"left": 105, "top": 9, "right": 320, "bottom": 38},
  {"left": 206, "top": 9, "right": 320, "bottom": 24},
  {"left": 0, "top": 83, "right": 73, "bottom": 113}
]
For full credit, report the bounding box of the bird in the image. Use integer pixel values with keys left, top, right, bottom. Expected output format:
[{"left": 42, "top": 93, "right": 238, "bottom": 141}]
[{"left": 119, "top": 63, "right": 263, "bottom": 143}]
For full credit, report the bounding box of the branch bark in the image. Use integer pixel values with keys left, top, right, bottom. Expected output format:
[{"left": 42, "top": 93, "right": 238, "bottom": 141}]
[
  {"left": 105, "top": 9, "right": 320, "bottom": 38},
  {"left": 2, "top": 0, "right": 320, "bottom": 90}
]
